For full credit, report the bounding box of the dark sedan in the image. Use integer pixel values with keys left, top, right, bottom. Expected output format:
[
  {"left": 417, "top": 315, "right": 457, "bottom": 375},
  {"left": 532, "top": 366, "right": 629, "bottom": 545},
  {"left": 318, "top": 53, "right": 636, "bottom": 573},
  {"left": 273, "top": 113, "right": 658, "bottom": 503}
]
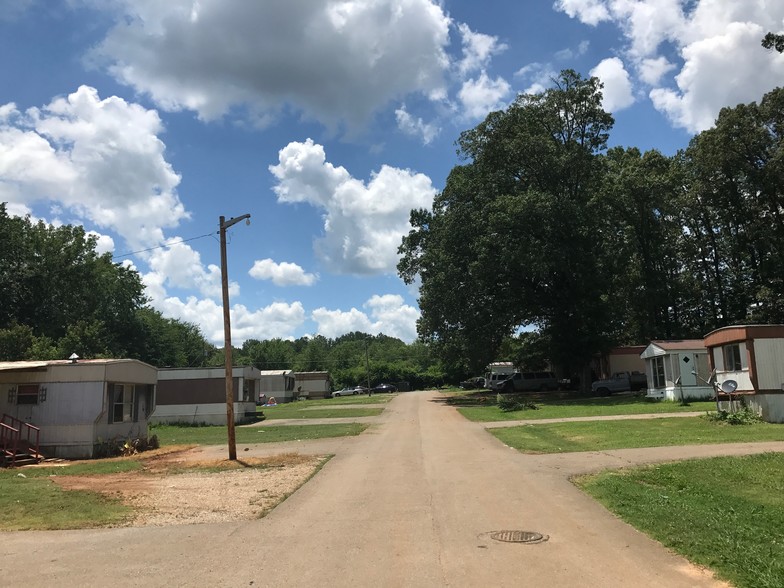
[{"left": 372, "top": 383, "right": 398, "bottom": 393}]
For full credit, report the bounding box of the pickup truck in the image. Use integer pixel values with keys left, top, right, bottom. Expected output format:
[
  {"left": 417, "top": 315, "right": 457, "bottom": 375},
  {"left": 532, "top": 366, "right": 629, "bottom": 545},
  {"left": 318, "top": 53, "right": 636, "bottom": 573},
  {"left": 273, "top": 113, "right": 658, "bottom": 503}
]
[{"left": 591, "top": 371, "right": 647, "bottom": 395}]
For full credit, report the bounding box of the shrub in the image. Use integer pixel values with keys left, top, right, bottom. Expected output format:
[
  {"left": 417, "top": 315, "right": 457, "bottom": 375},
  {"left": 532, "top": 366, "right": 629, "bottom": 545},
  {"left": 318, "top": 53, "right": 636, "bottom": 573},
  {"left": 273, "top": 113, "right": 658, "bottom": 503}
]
[
  {"left": 703, "top": 406, "right": 762, "bottom": 425},
  {"left": 93, "top": 435, "right": 160, "bottom": 458},
  {"left": 496, "top": 393, "right": 538, "bottom": 412}
]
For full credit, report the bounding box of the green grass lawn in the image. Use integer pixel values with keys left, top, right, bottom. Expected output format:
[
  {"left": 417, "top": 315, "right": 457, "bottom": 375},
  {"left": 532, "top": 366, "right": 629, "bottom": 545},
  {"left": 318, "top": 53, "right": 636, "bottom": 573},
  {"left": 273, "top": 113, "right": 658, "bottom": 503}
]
[
  {"left": 456, "top": 394, "right": 716, "bottom": 422},
  {"left": 0, "top": 460, "right": 142, "bottom": 530},
  {"left": 576, "top": 453, "right": 784, "bottom": 588},
  {"left": 491, "top": 417, "right": 784, "bottom": 453},
  {"left": 260, "top": 404, "right": 383, "bottom": 420},
  {"left": 152, "top": 422, "right": 367, "bottom": 445},
  {"left": 297, "top": 394, "right": 394, "bottom": 406}
]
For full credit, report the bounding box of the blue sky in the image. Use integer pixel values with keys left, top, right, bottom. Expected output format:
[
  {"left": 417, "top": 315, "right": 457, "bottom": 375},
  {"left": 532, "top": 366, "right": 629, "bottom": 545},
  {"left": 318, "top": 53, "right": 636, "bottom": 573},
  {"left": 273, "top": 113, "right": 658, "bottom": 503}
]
[{"left": 1, "top": 1, "right": 783, "bottom": 346}]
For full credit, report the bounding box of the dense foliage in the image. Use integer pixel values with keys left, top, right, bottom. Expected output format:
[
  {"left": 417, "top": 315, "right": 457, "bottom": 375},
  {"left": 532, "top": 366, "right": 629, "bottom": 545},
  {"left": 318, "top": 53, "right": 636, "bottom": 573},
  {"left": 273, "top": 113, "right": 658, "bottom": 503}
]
[
  {"left": 0, "top": 204, "right": 215, "bottom": 366},
  {"left": 232, "top": 332, "right": 447, "bottom": 389},
  {"left": 399, "top": 71, "right": 784, "bottom": 382}
]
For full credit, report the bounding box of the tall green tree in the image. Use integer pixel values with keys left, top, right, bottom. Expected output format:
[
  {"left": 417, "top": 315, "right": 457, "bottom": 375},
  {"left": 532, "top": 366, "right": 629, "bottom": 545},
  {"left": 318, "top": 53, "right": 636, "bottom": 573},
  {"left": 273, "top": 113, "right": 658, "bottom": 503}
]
[
  {"left": 675, "top": 87, "right": 784, "bottom": 328},
  {"left": 0, "top": 204, "right": 213, "bottom": 364},
  {"left": 399, "top": 70, "right": 615, "bottom": 378},
  {"left": 597, "top": 147, "right": 685, "bottom": 341}
]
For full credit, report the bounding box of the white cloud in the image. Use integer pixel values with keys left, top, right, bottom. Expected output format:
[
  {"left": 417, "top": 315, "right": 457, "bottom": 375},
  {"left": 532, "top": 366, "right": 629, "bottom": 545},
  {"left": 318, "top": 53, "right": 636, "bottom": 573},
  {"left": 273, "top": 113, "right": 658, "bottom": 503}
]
[
  {"left": 650, "top": 21, "right": 783, "bottom": 132},
  {"left": 365, "top": 294, "right": 420, "bottom": 341},
  {"left": 590, "top": 57, "right": 635, "bottom": 112},
  {"left": 87, "top": 231, "right": 115, "bottom": 255},
  {"left": 395, "top": 105, "right": 440, "bottom": 145},
  {"left": 555, "top": 40, "right": 590, "bottom": 61},
  {"left": 144, "top": 240, "right": 230, "bottom": 300},
  {"left": 514, "top": 63, "right": 558, "bottom": 95},
  {"left": 553, "top": 0, "right": 611, "bottom": 26},
  {"left": 311, "top": 307, "right": 374, "bottom": 338},
  {"left": 312, "top": 294, "right": 419, "bottom": 342},
  {"left": 638, "top": 56, "right": 676, "bottom": 86},
  {"left": 456, "top": 23, "right": 508, "bottom": 76},
  {"left": 458, "top": 72, "right": 512, "bottom": 120},
  {"left": 249, "top": 258, "right": 317, "bottom": 287},
  {"left": 153, "top": 296, "right": 306, "bottom": 345},
  {"left": 86, "top": 0, "right": 452, "bottom": 130},
  {"left": 269, "top": 139, "right": 436, "bottom": 275},
  {"left": 555, "top": 0, "right": 784, "bottom": 133},
  {"left": 0, "top": 86, "right": 187, "bottom": 248}
]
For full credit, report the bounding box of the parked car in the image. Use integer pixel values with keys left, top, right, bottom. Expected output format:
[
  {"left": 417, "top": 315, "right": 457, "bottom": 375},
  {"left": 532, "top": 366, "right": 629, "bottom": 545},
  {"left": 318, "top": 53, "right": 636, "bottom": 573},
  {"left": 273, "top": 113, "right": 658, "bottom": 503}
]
[
  {"left": 332, "top": 387, "right": 359, "bottom": 397},
  {"left": 494, "top": 371, "right": 558, "bottom": 392},
  {"left": 459, "top": 376, "right": 485, "bottom": 390},
  {"left": 372, "top": 383, "right": 398, "bottom": 393},
  {"left": 591, "top": 371, "right": 647, "bottom": 395}
]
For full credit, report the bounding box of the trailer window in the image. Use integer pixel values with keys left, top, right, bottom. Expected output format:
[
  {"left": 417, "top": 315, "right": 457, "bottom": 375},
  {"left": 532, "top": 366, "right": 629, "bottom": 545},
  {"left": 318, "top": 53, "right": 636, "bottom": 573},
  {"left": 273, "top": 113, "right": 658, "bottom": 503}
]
[
  {"left": 17, "top": 384, "right": 39, "bottom": 405},
  {"left": 110, "top": 384, "right": 135, "bottom": 423},
  {"left": 652, "top": 357, "right": 665, "bottom": 388},
  {"left": 722, "top": 344, "right": 742, "bottom": 372}
]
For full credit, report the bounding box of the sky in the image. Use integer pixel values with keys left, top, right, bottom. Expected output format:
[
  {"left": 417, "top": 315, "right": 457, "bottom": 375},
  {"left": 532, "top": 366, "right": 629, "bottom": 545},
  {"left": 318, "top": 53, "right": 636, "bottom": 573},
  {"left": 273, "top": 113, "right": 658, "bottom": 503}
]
[{"left": 1, "top": 1, "right": 783, "bottom": 347}]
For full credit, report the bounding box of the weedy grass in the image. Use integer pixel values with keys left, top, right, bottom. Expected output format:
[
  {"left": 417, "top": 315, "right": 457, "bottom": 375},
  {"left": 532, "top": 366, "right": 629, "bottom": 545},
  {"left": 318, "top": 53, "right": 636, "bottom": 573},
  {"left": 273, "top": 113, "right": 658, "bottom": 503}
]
[
  {"left": 0, "top": 460, "right": 143, "bottom": 530},
  {"left": 576, "top": 453, "right": 784, "bottom": 588}
]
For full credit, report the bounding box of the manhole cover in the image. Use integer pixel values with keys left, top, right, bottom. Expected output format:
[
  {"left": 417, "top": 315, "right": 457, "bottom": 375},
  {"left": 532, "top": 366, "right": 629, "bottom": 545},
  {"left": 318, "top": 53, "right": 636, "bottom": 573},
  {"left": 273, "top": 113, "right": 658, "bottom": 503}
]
[{"left": 489, "top": 530, "right": 547, "bottom": 544}]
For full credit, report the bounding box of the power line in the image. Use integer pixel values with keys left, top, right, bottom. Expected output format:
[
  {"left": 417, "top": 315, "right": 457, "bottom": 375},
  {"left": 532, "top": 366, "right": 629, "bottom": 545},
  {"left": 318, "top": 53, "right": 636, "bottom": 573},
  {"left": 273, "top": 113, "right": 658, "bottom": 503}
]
[{"left": 112, "top": 231, "right": 216, "bottom": 260}]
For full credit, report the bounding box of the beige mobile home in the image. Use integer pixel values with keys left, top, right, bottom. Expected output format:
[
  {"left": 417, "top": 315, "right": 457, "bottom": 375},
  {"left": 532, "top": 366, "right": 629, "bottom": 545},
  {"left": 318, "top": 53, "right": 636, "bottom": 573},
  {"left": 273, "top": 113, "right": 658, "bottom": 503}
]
[{"left": 0, "top": 358, "right": 157, "bottom": 460}]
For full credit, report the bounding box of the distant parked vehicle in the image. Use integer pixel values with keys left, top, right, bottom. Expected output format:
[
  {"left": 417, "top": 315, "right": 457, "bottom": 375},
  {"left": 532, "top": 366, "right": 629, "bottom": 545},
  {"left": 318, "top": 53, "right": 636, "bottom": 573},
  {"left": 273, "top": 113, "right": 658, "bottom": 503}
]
[
  {"left": 493, "top": 371, "right": 558, "bottom": 392},
  {"left": 591, "top": 371, "right": 647, "bottom": 395},
  {"left": 459, "top": 376, "right": 485, "bottom": 390},
  {"left": 332, "top": 387, "right": 359, "bottom": 397},
  {"left": 372, "top": 383, "right": 398, "bottom": 393}
]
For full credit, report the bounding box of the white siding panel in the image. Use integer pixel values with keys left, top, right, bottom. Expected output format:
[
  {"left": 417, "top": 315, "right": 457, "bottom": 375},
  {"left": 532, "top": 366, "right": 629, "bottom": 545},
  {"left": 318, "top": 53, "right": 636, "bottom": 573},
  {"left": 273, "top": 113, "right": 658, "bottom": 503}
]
[
  {"left": 753, "top": 340, "right": 784, "bottom": 390},
  {"left": 712, "top": 347, "right": 724, "bottom": 371},
  {"left": 150, "top": 402, "right": 257, "bottom": 425}
]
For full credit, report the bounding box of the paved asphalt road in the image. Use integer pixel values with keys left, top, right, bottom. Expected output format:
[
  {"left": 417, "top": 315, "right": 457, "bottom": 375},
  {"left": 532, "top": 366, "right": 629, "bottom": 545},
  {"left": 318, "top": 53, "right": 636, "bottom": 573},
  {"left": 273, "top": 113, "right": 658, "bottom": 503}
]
[{"left": 4, "top": 390, "right": 783, "bottom": 587}]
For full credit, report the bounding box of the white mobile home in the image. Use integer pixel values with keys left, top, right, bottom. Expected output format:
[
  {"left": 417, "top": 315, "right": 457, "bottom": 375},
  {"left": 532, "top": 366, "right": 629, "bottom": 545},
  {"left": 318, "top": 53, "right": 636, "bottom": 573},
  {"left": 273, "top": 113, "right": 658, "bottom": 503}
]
[
  {"left": 640, "top": 340, "right": 713, "bottom": 401},
  {"left": 0, "top": 358, "right": 157, "bottom": 459},
  {"left": 293, "top": 372, "right": 332, "bottom": 399},
  {"left": 154, "top": 366, "right": 260, "bottom": 425},
  {"left": 704, "top": 325, "right": 784, "bottom": 423},
  {"left": 258, "top": 370, "right": 296, "bottom": 402}
]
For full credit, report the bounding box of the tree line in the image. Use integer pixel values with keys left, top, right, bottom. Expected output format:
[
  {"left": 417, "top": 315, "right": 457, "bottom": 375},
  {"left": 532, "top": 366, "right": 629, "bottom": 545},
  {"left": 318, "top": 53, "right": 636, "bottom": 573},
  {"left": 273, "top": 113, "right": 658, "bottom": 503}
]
[
  {"left": 399, "top": 70, "right": 784, "bottom": 383},
  {"left": 0, "top": 207, "right": 444, "bottom": 388}
]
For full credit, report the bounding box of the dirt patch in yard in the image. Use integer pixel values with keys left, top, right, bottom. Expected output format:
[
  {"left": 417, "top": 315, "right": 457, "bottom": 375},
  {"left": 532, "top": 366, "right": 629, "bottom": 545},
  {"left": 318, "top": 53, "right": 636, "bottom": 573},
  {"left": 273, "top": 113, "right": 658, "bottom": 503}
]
[{"left": 51, "top": 448, "right": 327, "bottom": 527}]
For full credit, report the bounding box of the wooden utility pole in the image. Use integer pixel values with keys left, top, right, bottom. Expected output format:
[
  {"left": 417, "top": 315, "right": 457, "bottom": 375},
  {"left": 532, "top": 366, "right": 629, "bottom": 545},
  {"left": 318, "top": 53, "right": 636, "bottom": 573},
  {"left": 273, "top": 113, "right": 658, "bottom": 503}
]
[
  {"left": 219, "top": 213, "right": 250, "bottom": 461},
  {"left": 365, "top": 338, "right": 371, "bottom": 395}
]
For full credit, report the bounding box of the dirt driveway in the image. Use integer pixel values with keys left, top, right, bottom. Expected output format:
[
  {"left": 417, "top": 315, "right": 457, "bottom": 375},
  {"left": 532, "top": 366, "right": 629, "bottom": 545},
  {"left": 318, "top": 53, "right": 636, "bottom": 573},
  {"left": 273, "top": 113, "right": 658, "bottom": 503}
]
[{"left": 3, "top": 390, "right": 783, "bottom": 587}]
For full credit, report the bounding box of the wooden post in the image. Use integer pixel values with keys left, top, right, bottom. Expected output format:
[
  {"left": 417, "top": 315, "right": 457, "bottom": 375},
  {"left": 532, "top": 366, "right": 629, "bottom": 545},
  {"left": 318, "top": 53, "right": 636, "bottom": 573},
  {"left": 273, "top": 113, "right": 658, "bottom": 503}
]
[{"left": 219, "top": 215, "right": 237, "bottom": 461}]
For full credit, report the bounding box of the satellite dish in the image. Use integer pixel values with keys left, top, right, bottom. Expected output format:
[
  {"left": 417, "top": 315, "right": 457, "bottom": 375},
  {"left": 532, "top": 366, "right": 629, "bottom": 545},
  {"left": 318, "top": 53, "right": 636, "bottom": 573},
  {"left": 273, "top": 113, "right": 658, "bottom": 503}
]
[{"left": 720, "top": 379, "right": 738, "bottom": 394}]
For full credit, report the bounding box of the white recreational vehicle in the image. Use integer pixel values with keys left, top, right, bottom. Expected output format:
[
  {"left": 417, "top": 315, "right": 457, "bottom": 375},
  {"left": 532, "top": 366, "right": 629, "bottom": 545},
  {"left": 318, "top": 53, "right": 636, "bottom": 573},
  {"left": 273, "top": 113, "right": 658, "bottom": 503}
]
[{"left": 484, "top": 362, "right": 516, "bottom": 389}]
